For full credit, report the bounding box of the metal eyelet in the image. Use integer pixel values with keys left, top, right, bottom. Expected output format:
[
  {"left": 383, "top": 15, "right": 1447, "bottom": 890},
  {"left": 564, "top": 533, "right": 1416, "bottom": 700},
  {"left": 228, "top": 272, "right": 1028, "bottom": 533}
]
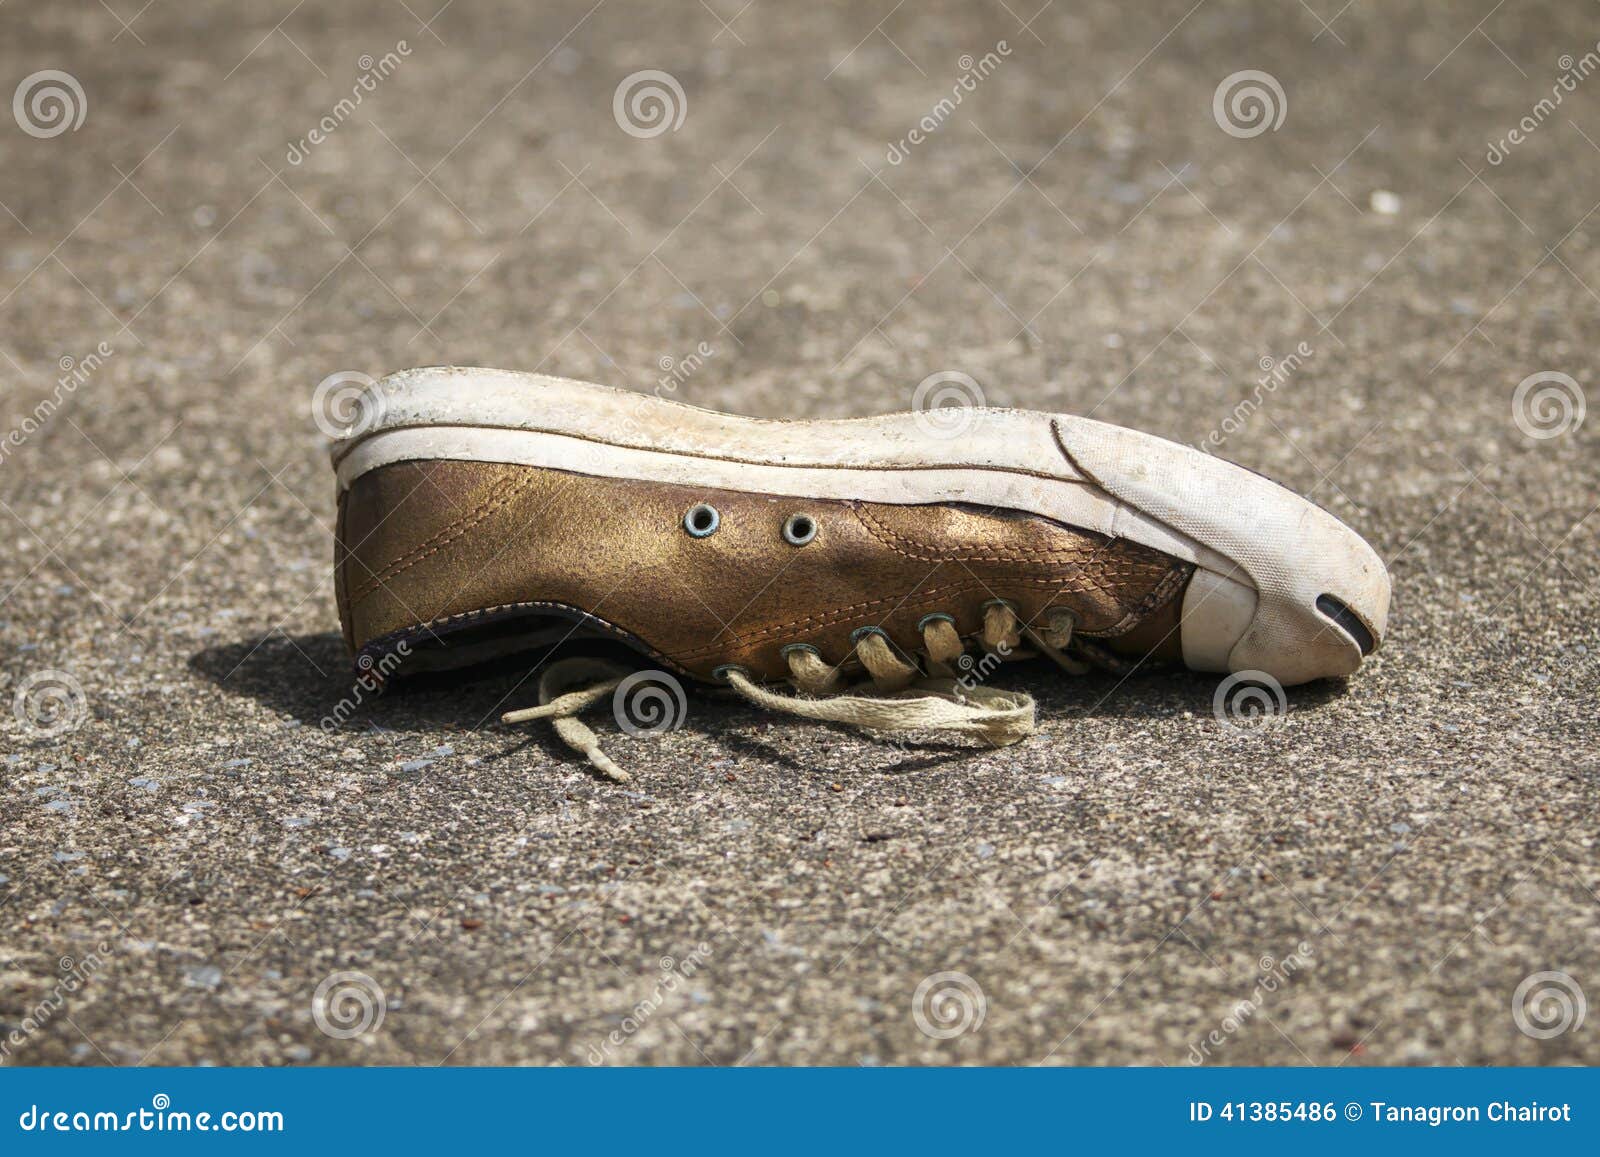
[
  {"left": 782, "top": 513, "right": 817, "bottom": 546},
  {"left": 711, "top": 663, "right": 750, "bottom": 683},
  {"left": 684, "top": 503, "right": 720, "bottom": 538},
  {"left": 779, "top": 643, "right": 822, "bottom": 660},
  {"left": 917, "top": 613, "right": 956, "bottom": 632}
]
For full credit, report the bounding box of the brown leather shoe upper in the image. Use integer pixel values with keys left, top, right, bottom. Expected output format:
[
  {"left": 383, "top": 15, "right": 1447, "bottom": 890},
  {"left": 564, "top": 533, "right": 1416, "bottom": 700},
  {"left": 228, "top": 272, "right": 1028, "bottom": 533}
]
[{"left": 335, "top": 459, "right": 1192, "bottom": 682}]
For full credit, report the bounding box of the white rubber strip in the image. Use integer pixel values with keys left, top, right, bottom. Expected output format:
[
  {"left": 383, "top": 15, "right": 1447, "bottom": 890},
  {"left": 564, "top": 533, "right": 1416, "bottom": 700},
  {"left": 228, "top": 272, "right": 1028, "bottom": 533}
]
[{"left": 332, "top": 367, "right": 1092, "bottom": 476}]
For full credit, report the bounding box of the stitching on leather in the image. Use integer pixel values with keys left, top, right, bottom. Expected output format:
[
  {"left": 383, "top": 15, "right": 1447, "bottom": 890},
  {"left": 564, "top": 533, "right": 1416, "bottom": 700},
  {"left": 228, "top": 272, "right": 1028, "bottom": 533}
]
[
  {"left": 1098, "top": 560, "right": 1193, "bottom": 636},
  {"left": 852, "top": 504, "right": 1104, "bottom": 564},
  {"left": 348, "top": 469, "right": 536, "bottom": 605},
  {"left": 849, "top": 502, "right": 1164, "bottom": 600}
]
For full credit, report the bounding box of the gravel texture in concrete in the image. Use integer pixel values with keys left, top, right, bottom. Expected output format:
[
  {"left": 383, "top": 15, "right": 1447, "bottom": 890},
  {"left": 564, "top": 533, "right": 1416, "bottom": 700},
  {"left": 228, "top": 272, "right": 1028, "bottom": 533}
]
[{"left": 1, "top": 0, "right": 1597, "bottom": 1066}]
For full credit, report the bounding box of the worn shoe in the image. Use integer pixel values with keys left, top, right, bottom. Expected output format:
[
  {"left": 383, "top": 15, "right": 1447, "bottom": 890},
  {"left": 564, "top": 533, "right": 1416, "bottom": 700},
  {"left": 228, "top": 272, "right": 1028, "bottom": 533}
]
[{"left": 329, "top": 367, "right": 1389, "bottom": 776}]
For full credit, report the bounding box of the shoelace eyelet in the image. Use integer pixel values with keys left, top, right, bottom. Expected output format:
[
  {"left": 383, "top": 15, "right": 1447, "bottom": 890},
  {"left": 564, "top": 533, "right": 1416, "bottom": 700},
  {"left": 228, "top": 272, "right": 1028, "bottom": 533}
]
[
  {"left": 684, "top": 503, "right": 720, "bottom": 537},
  {"left": 782, "top": 513, "right": 817, "bottom": 545}
]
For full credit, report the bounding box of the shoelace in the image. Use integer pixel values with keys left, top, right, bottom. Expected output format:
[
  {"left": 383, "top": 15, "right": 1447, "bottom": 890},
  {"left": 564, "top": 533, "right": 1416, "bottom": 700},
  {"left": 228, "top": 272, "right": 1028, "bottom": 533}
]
[{"left": 502, "top": 602, "right": 1093, "bottom": 782}]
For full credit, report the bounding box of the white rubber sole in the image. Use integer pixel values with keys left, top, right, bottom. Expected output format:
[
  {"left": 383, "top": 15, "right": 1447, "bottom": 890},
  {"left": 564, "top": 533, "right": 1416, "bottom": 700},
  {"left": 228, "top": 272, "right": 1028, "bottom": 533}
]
[{"left": 330, "top": 367, "right": 1391, "bottom": 685}]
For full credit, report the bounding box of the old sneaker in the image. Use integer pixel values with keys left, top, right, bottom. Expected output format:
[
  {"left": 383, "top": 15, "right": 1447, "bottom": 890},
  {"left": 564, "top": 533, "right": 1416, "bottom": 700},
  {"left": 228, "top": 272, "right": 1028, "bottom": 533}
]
[{"left": 329, "top": 367, "right": 1389, "bottom": 778}]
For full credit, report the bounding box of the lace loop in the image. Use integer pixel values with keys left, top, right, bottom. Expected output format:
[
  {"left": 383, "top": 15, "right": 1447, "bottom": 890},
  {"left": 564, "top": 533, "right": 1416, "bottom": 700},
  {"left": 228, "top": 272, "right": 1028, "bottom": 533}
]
[
  {"left": 981, "top": 602, "right": 1023, "bottom": 653},
  {"left": 854, "top": 629, "right": 918, "bottom": 691},
  {"left": 921, "top": 617, "right": 966, "bottom": 673},
  {"left": 781, "top": 644, "right": 844, "bottom": 695}
]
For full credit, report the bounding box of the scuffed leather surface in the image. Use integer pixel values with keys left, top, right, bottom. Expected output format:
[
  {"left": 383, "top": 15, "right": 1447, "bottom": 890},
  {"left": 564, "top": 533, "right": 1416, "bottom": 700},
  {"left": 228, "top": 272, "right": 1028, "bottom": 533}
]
[{"left": 337, "top": 461, "right": 1191, "bottom": 680}]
